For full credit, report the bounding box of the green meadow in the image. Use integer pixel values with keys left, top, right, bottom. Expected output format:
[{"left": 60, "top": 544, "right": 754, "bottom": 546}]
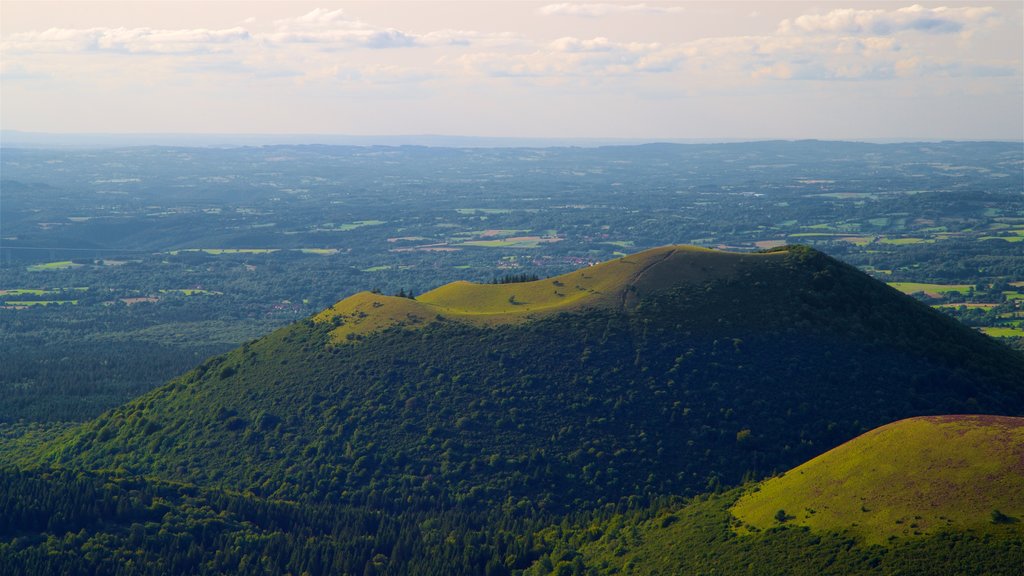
[
  {"left": 888, "top": 282, "right": 973, "bottom": 295},
  {"left": 731, "top": 416, "right": 1024, "bottom": 545},
  {"left": 982, "top": 327, "right": 1024, "bottom": 337},
  {"left": 27, "top": 261, "right": 82, "bottom": 271}
]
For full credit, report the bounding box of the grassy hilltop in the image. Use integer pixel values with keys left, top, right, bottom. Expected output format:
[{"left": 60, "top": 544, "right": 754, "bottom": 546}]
[
  {"left": 732, "top": 415, "right": 1024, "bottom": 544},
  {"left": 314, "top": 245, "right": 789, "bottom": 342},
  {"left": 526, "top": 416, "right": 1024, "bottom": 575}
]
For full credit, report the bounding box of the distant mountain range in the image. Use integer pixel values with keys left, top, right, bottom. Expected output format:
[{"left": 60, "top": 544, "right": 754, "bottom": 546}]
[{"left": 4, "top": 129, "right": 1015, "bottom": 149}]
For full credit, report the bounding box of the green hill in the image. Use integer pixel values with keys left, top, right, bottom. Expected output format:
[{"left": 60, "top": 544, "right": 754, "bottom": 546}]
[
  {"left": 314, "top": 245, "right": 787, "bottom": 342},
  {"left": 731, "top": 415, "right": 1024, "bottom": 544},
  {"left": 524, "top": 416, "right": 1024, "bottom": 575},
  {"left": 4, "top": 244, "right": 1024, "bottom": 574},
  {"left": 20, "top": 245, "right": 1024, "bottom": 508}
]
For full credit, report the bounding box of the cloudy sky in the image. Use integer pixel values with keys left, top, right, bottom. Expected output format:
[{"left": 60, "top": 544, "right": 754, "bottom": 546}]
[{"left": 1, "top": 1, "right": 1021, "bottom": 140}]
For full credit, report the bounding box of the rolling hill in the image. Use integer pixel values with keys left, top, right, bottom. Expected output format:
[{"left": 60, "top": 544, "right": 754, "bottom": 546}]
[
  {"left": 19, "top": 245, "right": 1023, "bottom": 507},
  {"left": 3, "top": 244, "right": 1024, "bottom": 574},
  {"left": 732, "top": 414, "right": 1024, "bottom": 544},
  {"left": 526, "top": 416, "right": 1024, "bottom": 575}
]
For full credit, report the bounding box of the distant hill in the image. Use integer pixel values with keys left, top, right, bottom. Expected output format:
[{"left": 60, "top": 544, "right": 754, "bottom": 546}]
[
  {"left": 526, "top": 416, "right": 1024, "bottom": 575},
  {"left": 23, "top": 245, "right": 1023, "bottom": 512},
  {"left": 732, "top": 414, "right": 1024, "bottom": 544}
]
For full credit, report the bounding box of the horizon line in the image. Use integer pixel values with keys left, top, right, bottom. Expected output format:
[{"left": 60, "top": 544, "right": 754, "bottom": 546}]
[{"left": 2, "top": 129, "right": 1021, "bottom": 150}]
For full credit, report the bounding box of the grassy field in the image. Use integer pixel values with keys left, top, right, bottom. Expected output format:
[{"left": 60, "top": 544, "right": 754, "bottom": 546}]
[
  {"left": 888, "top": 282, "right": 973, "bottom": 295},
  {"left": 295, "top": 248, "right": 339, "bottom": 255},
  {"left": 460, "top": 236, "right": 561, "bottom": 248},
  {"left": 0, "top": 288, "right": 56, "bottom": 296},
  {"left": 330, "top": 220, "right": 385, "bottom": 231},
  {"left": 933, "top": 303, "right": 997, "bottom": 309},
  {"left": 1004, "top": 291, "right": 1024, "bottom": 301},
  {"left": 731, "top": 415, "right": 1024, "bottom": 545},
  {"left": 158, "top": 289, "right": 223, "bottom": 296},
  {"left": 982, "top": 327, "right": 1024, "bottom": 337},
  {"left": 26, "top": 261, "right": 82, "bottom": 271},
  {"left": 980, "top": 236, "right": 1024, "bottom": 242},
  {"left": 877, "top": 237, "right": 932, "bottom": 245}
]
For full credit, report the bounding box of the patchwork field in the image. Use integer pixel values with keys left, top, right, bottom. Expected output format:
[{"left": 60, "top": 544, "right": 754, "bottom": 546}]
[{"left": 887, "top": 282, "right": 974, "bottom": 296}]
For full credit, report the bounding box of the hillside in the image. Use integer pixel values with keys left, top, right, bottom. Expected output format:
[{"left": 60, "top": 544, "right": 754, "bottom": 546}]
[
  {"left": 525, "top": 416, "right": 1024, "bottom": 575},
  {"left": 4, "top": 244, "right": 1024, "bottom": 574},
  {"left": 314, "top": 245, "right": 786, "bottom": 342},
  {"left": 731, "top": 415, "right": 1024, "bottom": 544},
  {"left": 20, "top": 244, "right": 1023, "bottom": 513}
]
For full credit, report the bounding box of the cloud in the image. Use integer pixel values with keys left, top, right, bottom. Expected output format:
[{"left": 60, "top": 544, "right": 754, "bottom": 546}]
[
  {"left": 779, "top": 4, "right": 997, "bottom": 36},
  {"left": 539, "top": 3, "right": 684, "bottom": 17},
  {"left": 2, "top": 26, "right": 251, "bottom": 54},
  {"left": 265, "top": 9, "right": 516, "bottom": 50},
  {"left": 461, "top": 36, "right": 681, "bottom": 78},
  {"left": 266, "top": 28, "right": 418, "bottom": 49}
]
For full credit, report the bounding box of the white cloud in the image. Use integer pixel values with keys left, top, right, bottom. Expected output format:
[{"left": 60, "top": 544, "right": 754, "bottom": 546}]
[
  {"left": 540, "top": 3, "right": 684, "bottom": 17},
  {"left": 461, "top": 37, "right": 680, "bottom": 78},
  {"left": 265, "top": 28, "right": 418, "bottom": 49},
  {"left": 0, "top": 4, "right": 1014, "bottom": 90},
  {"left": 779, "top": 4, "right": 997, "bottom": 36},
  {"left": 2, "top": 26, "right": 251, "bottom": 54},
  {"left": 274, "top": 8, "right": 359, "bottom": 31}
]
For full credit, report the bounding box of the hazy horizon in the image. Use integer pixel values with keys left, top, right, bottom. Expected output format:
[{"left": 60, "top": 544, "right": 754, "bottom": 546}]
[
  {"left": 5, "top": 128, "right": 1021, "bottom": 150},
  {"left": 3, "top": 1, "right": 1022, "bottom": 141}
]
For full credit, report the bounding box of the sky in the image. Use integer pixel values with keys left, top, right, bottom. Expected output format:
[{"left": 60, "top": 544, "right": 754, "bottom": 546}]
[{"left": 1, "top": 1, "right": 1022, "bottom": 141}]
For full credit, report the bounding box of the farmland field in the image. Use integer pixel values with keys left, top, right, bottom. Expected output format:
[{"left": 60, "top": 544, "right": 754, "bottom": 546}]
[
  {"left": 26, "top": 261, "right": 81, "bottom": 271},
  {"left": 888, "top": 282, "right": 974, "bottom": 296}
]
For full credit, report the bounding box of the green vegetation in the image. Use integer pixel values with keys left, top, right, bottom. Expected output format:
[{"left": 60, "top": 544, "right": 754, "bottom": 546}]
[
  {"left": 981, "top": 236, "right": 1024, "bottom": 242},
  {"left": 3, "top": 300, "right": 78, "bottom": 306},
  {"left": 877, "top": 237, "right": 932, "bottom": 245},
  {"left": 888, "top": 282, "right": 974, "bottom": 296},
  {"left": 461, "top": 237, "right": 556, "bottom": 248},
  {"left": 325, "top": 219, "right": 385, "bottom": 231},
  {"left": 318, "top": 246, "right": 791, "bottom": 341},
  {"left": 731, "top": 416, "right": 1024, "bottom": 544},
  {"left": 26, "top": 261, "right": 81, "bottom": 271},
  {"left": 15, "top": 247, "right": 1023, "bottom": 513},
  {"left": 3, "top": 143, "right": 1024, "bottom": 573},
  {"left": 523, "top": 489, "right": 1024, "bottom": 575},
  {"left": 982, "top": 326, "right": 1024, "bottom": 337},
  {"left": 0, "top": 289, "right": 56, "bottom": 296},
  {"left": 158, "top": 289, "right": 223, "bottom": 296}
]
